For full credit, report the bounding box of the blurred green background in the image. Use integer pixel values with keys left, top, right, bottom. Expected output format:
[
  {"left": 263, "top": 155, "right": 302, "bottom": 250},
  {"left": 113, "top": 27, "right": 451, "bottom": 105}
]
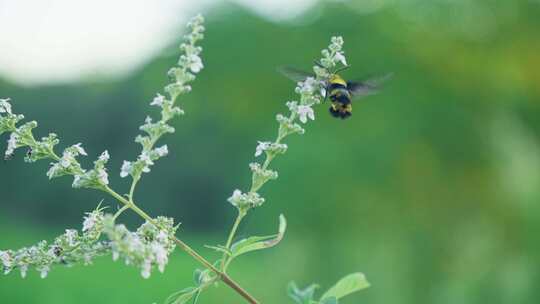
[{"left": 1, "top": 1, "right": 540, "bottom": 303}]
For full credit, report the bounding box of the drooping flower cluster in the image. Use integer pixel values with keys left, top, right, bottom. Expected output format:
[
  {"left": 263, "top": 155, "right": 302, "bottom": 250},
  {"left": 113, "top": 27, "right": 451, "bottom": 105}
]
[
  {"left": 103, "top": 215, "right": 178, "bottom": 279},
  {"left": 227, "top": 36, "right": 348, "bottom": 213},
  {"left": 0, "top": 207, "right": 108, "bottom": 279},
  {"left": 120, "top": 14, "right": 204, "bottom": 182},
  {"left": 0, "top": 97, "right": 112, "bottom": 190}
]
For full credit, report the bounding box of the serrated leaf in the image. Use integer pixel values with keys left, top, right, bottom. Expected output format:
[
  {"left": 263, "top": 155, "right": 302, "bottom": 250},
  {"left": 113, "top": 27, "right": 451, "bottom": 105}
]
[
  {"left": 231, "top": 214, "right": 286, "bottom": 258},
  {"left": 320, "top": 273, "right": 370, "bottom": 301}
]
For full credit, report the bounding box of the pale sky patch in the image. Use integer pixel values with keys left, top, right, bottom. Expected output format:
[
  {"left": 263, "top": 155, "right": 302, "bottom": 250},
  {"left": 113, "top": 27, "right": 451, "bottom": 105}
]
[{"left": 0, "top": 0, "right": 317, "bottom": 86}]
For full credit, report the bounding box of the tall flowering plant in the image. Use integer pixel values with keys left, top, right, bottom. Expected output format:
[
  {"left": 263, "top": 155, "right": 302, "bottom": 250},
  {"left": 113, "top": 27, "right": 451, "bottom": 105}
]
[{"left": 0, "top": 15, "right": 369, "bottom": 304}]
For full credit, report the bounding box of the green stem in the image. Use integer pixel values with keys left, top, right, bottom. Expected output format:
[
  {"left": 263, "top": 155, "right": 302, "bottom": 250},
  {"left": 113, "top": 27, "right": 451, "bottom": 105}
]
[
  {"left": 113, "top": 205, "right": 130, "bottom": 220},
  {"left": 128, "top": 177, "right": 139, "bottom": 201},
  {"left": 223, "top": 124, "right": 288, "bottom": 270},
  {"left": 103, "top": 186, "right": 259, "bottom": 304},
  {"left": 221, "top": 210, "right": 245, "bottom": 270}
]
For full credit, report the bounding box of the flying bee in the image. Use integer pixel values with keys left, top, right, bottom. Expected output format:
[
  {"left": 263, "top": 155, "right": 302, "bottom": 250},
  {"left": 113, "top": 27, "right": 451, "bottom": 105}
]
[{"left": 279, "top": 64, "right": 392, "bottom": 119}]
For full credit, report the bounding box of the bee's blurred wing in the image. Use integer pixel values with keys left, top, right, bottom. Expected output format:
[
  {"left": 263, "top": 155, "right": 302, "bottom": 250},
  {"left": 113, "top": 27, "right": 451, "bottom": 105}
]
[
  {"left": 278, "top": 66, "right": 314, "bottom": 82},
  {"left": 348, "top": 73, "right": 393, "bottom": 98}
]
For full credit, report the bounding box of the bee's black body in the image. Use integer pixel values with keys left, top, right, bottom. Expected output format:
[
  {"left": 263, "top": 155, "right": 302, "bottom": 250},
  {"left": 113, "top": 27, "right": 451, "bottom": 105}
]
[
  {"left": 327, "top": 74, "right": 353, "bottom": 119},
  {"left": 279, "top": 66, "right": 391, "bottom": 120}
]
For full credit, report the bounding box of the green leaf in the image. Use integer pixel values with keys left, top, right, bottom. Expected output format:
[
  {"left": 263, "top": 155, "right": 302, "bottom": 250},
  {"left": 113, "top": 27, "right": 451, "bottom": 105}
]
[
  {"left": 204, "top": 244, "right": 232, "bottom": 256},
  {"left": 319, "top": 297, "right": 338, "bottom": 304},
  {"left": 172, "top": 293, "right": 195, "bottom": 304},
  {"left": 193, "top": 268, "right": 212, "bottom": 286},
  {"left": 193, "top": 269, "right": 203, "bottom": 285},
  {"left": 191, "top": 289, "right": 202, "bottom": 304},
  {"left": 287, "top": 281, "right": 319, "bottom": 304},
  {"left": 164, "top": 287, "right": 197, "bottom": 304},
  {"left": 320, "top": 273, "right": 370, "bottom": 301},
  {"left": 230, "top": 214, "right": 286, "bottom": 258}
]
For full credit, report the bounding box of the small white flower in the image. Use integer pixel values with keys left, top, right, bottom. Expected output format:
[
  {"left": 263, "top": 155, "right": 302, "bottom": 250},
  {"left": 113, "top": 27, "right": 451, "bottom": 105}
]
[
  {"left": 150, "top": 94, "right": 165, "bottom": 107},
  {"left": 127, "top": 234, "right": 144, "bottom": 252},
  {"left": 139, "top": 152, "right": 154, "bottom": 172},
  {"left": 152, "top": 243, "right": 168, "bottom": 273},
  {"left": 82, "top": 214, "right": 96, "bottom": 232},
  {"left": 73, "top": 143, "right": 87, "bottom": 156},
  {"left": 188, "top": 54, "right": 203, "bottom": 73},
  {"left": 331, "top": 36, "right": 344, "bottom": 47},
  {"left": 304, "top": 77, "right": 318, "bottom": 88},
  {"left": 296, "top": 77, "right": 319, "bottom": 95},
  {"left": 59, "top": 152, "right": 71, "bottom": 168},
  {"left": 229, "top": 189, "right": 243, "bottom": 202},
  {"left": 59, "top": 159, "right": 70, "bottom": 168},
  {"left": 141, "top": 259, "right": 152, "bottom": 279},
  {"left": 5, "top": 132, "right": 19, "bottom": 156},
  {"left": 255, "top": 141, "right": 271, "bottom": 157},
  {"left": 47, "top": 163, "right": 61, "bottom": 179},
  {"left": 98, "top": 150, "right": 110, "bottom": 162},
  {"left": 0, "top": 251, "right": 11, "bottom": 268},
  {"left": 144, "top": 116, "right": 152, "bottom": 124},
  {"left": 39, "top": 266, "right": 50, "bottom": 279},
  {"left": 286, "top": 101, "right": 298, "bottom": 112},
  {"left": 154, "top": 145, "right": 168, "bottom": 157},
  {"left": 120, "top": 161, "right": 132, "bottom": 178},
  {"left": 249, "top": 162, "right": 260, "bottom": 172},
  {"left": 65, "top": 229, "right": 78, "bottom": 246},
  {"left": 112, "top": 250, "right": 119, "bottom": 261},
  {"left": 297, "top": 104, "right": 315, "bottom": 124},
  {"left": 156, "top": 230, "right": 168, "bottom": 243},
  {"left": 72, "top": 174, "right": 83, "bottom": 187},
  {"left": 19, "top": 264, "right": 28, "bottom": 278},
  {"left": 334, "top": 51, "right": 347, "bottom": 66},
  {"left": 227, "top": 189, "right": 246, "bottom": 208},
  {"left": 0, "top": 98, "right": 12, "bottom": 114},
  {"left": 97, "top": 169, "right": 109, "bottom": 185},
  {"left": 83, "top": 253, "right": 93, "bottom": 265}
]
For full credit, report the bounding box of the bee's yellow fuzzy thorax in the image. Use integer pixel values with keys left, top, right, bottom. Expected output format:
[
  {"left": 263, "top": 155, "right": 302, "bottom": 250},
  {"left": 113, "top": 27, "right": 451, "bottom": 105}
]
[{"left": 329, "top": 74, "right": 347, "bottom": 86}]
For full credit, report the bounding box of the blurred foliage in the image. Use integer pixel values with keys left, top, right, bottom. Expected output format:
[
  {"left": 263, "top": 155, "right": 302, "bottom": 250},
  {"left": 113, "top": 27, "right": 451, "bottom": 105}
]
[{"left": 1, "top": 1, "right": 540, "bottom": 303}]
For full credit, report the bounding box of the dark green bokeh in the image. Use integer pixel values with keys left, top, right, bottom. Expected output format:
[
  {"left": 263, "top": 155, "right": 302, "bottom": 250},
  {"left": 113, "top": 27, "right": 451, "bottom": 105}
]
[{"left": 1, "top": 2, "right": 540, "bottom": 303}]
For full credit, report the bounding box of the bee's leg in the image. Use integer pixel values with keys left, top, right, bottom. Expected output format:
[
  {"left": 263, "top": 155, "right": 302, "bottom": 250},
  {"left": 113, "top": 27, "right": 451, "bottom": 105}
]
[{"left": 314, "top": 60, "right": 324, "bottom": 68}]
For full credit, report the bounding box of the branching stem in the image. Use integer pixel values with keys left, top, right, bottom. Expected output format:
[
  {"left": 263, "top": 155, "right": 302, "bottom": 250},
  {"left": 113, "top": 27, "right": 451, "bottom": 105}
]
[{"left": 103, "top": 186, "right": 259, "bottom": 304}]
